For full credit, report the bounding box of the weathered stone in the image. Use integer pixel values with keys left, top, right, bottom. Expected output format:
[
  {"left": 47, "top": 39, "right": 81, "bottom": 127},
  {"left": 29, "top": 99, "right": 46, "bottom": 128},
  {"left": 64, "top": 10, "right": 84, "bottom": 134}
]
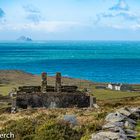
[
  {"left": 41, "top": 72, "right": 47, "bottom": 93},
  {"left": 129, "top": 108, "right": 140, "bottom": 120},
  {"left": 18, "top": 86, "right": 41, "bottom": 93},
  {"left": 121, "top": 127, "right": 137, "bottom": 139},
  {"left": 16, "top": 92, "right": 91, "bottom": 108},
  {"left": 55, "top": 72, "right": 61, "bottom": 92},
  {"left": 126, "top": 118, "right": 137, "bottom": 125},
  {"left": 63, "top": 115, "right": 77, "bottom": 125},
  {"left": 92, "top": 131, "right": 127, "bottom": 140},
  {"left": 107, "top": 127, "right": 125, "bottom": 133},
  {"left": 117, "top": 107, "right": 131, "bottom": 117},
  {"left": 93, "top": 104, "right": 99, "bottom": 109},
  {"left": 130, "top": 113, "right": 140, "bottom": 120},
  {"left": 124, "top": 121, "right": 135, "bottom": 129},
  {"left": 125, "top": 129, "right": 137, "bottom": 135},
  {"left": 11, "top": 107, "right": 16, "bottom": 113},
  {"left": 61, "top": 86, "right": 78, "bottom": 92},
  {"left": 127, "top": 135, "right": 136, "bottom": 139},
  {"left": 102, "top": 122, "right": 124, "bottom": 129},
  {"left": 12, "top": 72, "right": 93, "bottom": 109},
  {"left": 105, "top": 112, "right": 126, "bottom": 123},
  {"left": 91, "top": 107, "right": 140, "bottom": 140},
  {"left": 91, "top": 133, "right": 110, "bottom": 140},
  {"left": 90, "top": 96, "right": 97, "bottom": 108},
  {"left": 130, "top": 108, "right": 140, "bottom": 114}
]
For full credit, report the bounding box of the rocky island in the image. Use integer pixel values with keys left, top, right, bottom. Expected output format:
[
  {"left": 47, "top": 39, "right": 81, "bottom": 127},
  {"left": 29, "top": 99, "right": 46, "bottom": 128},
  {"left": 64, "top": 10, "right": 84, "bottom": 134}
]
[{"left": 17, "top": 36, "right": 32, "bottom": 42}]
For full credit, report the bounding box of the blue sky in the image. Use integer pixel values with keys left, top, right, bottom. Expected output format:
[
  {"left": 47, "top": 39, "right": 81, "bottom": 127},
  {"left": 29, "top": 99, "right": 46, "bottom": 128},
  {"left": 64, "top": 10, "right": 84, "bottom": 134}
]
[{"left": 0, "top": 0, "right": 140, "bottom": 40}]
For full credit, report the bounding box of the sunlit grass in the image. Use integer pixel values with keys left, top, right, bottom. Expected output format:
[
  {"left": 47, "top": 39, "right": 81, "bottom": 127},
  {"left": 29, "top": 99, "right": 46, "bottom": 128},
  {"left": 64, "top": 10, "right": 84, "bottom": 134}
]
[
  {"left": 0, "top": 84, "right": 19, "bottom": 95},
  {"left": 136, "top": 121, "right": 140, "bottom": 140}
]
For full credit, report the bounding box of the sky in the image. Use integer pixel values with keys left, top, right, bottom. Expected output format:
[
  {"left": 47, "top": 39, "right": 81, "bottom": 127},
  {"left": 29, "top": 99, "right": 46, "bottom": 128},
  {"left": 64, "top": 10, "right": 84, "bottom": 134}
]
[{"left": 0, "top": 0, "right": 140, "bottom": 40}]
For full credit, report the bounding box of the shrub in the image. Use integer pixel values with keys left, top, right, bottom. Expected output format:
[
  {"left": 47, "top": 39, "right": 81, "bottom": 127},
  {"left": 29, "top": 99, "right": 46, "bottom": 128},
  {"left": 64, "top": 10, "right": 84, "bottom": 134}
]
[
  {"left": 34, "top": 120, "right": 83, "bottom": 140},
  {"left": 1, "top": 118, "right": 36, "bottom": 140}
]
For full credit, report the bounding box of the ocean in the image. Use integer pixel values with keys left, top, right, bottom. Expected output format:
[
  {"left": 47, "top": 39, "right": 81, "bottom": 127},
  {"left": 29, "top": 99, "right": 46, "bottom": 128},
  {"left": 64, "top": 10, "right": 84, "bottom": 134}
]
[{"left": 0, "top": 40, "right": 140, "bottom": 83}]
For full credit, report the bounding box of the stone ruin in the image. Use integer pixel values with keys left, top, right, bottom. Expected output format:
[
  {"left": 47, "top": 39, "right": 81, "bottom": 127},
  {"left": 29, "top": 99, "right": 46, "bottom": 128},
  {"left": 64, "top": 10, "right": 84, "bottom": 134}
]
[{"left": 11, "top": 72, "right": 96, "bottom": 111}]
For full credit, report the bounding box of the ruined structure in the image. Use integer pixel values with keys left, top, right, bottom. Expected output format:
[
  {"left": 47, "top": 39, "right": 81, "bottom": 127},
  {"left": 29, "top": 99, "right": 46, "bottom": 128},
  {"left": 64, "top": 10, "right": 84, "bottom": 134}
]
[{"left": 11, "top": 72, "right": 96, "bottom": 110}]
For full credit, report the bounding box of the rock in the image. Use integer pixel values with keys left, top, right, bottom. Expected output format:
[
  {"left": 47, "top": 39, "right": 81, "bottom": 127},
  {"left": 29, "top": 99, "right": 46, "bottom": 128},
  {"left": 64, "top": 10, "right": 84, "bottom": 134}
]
[
  {"left": 102, "top": 122, "right": 124, "bottom": 129},
  {"left": 91, "top": 107, "right": 139, "bottom": 140},
  {"left": 130, "top": 108, "right": 140, "bottom": 114},
  {"left": 126, "top": 118, "right": 137, "bottom": 125},
  {"left": 17, "top": 36, "right": 32, "bottom": 42},
  {"left": 117, "top": 107, "right": 131, "bottom": 117},
  {"left": 63, "top": 115, "right": 77, "bottom": 125},
  {"left": 105, "top": 112, "right": 126, "bottom": 123},
  {"left": 123, "top": 128, "right": 137, "bottom": 139},
  {"left": 129, "top": 108, "right": 140, "bottom": 119},
  {"left": 92, "top": 131, "right": 127, "bottom": 140},
  {"left": 127, "top": 135, "right": 136, "bottom": 139},
  {"left": 125, "top": 129, "right": 137, "bottom": 135},
  {"left": 130, "top": 113, "right": 140, "bottom": 120},
  {"left": 91, "top": 133, "right": 110, "bottom": 140},
  {"left": 102, "top": 122, "right": 125, "bottom": 134},
  {"left": 11, "top": 107, "right": 16, "bottom": 113},
  {"left": 124, "top": 121, "right": 135, "bottom": 129},
  {"left": 93, "top": 104, "right": 99, "bottom": 109},
  {"left": 107, "top": 127, "right": 125, "bottom": 133}
]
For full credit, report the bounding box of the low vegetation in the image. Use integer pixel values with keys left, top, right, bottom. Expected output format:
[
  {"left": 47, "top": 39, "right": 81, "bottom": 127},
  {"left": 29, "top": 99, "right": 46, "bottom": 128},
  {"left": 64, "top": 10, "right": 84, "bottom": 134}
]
[
  {"left": 0, "top": 96, "right": 140, "bottom": 140},
  {"left": 0, "top": 70, "right": 140, "bottom": 139},
  {"left": 136, "top": 121, "right": 140, "bottom": 140}
]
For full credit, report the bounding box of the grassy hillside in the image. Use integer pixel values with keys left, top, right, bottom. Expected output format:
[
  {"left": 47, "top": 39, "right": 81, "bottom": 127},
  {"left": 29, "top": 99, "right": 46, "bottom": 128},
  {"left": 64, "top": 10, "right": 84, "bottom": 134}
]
[
  {"left": 0, "top": 70, "right": 140, "bottom": 100},
  {"left": 0, "top": 70, "right": 140, "bottom": 139},
  {"left": 0, "top": 96, "right": 140, "bottom": 140}
]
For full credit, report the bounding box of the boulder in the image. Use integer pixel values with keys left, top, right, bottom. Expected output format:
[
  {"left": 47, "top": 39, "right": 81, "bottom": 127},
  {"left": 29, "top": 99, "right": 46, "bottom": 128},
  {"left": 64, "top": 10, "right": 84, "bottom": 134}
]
[
  {"left": 127, "top": 135, "right": 136, "bottom": 139},
  {"left": 91, "top": 107, "right": 139, "bottom": 140},
  {"left": 91, "top": 133, "right": 110, "bottom": 140},
  {"left": 124, "top": 121, "right": 135, "bottom": 129},
  {"left": 105, "top": 112, "right": 126, "bottom": 123},
  {"left": 130, "top": 108, "right": 140, "bottom": 114},
  {"left": 92, "top": 131, "right": 127, "bottom": 140},
  {"left": 102, "top": 122, "right": 124, "bottom": 129},
  {"left": 117, "top": 107, "right": 131, "bottom": 117},
  {"left": 125, "top": 129, "right": 137, "bottom": 135},
  {"left": 129, "top": 108, "right": 140, "bottom": 120},
  {"left": 126, "top": 118, "right": 137, "bottom": 125},
  {"left": 63, "top": 115, "right": 77, "bottom": 125},
  {"left": 106, "top": 127, "right": 125, "bottom": 133}
]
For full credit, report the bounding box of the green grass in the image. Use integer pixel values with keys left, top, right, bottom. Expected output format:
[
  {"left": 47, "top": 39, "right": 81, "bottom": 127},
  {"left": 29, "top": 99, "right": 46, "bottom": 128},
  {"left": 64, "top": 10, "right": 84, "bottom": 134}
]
[
  {"left": 0, "top": 84, "right": 19, "bottom": 96},
  {"left": 136, "top": 121, "right": 140, "bottom": 140},
  {"left": 93, "top": 89, "right": 140, "bottom": 100},
  {"left": 0, "top": 83, "right": 140, "bottom": 101}
]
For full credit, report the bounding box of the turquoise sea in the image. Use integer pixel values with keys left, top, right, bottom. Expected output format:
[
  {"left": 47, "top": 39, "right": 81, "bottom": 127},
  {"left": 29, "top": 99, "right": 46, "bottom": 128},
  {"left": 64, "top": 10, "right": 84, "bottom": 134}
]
[{"left": 0, "top": 41, "right": 140, "bottom": 83}]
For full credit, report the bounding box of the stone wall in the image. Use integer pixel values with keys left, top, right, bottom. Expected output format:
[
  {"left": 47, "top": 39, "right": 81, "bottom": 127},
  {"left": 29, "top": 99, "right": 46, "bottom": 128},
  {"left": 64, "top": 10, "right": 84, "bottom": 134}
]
[
  {"left": 16, "top": 92, "right": 91, "bottom": 108},
  {"left": 91, "top": 107, "right": 140, "bottom": 140},
  {"left": 12, "top": 72, "right": 96, "bottom": 110}
]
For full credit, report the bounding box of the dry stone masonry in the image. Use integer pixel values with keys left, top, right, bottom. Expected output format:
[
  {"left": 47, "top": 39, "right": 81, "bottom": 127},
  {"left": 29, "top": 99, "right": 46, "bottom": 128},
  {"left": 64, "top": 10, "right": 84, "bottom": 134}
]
[
  {"left": 91, "top": 107, "right": 140, "bottom": 140},
  {"left": 11, "top": 72, "right": 96, "bottom": 111}
]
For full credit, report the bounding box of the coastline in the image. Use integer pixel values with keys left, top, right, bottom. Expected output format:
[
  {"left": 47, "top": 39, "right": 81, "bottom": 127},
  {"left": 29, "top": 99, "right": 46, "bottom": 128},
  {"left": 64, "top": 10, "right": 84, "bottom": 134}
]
[
  {"left": 0, "top": 70, "right": 140, "bottom": 100},
  {"left": 0, "top": 70, "right": 140, "bottom": 140}
]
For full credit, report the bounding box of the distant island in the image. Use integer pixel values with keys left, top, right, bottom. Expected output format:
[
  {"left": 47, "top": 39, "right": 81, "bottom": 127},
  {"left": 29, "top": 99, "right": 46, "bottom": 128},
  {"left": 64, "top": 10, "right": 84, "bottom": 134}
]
[{"left": 17, "top": 36, "right": 32, "bottom": 42}]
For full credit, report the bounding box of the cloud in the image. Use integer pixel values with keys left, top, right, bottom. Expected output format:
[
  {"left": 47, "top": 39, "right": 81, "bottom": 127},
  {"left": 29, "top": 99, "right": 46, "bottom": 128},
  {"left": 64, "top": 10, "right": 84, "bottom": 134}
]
[
  {"left": 109, "top": 0, "right": 129, "bottom": 11},
  {"left": 26, "top": 14, "right": 42, "bottom": 24},
  {"left": 0, "top": 21, "right": 85, "bottom": 32},
  {"left": 117, "top": 12, "right": 140, "bottom": 22},
  {"left": 23, "top": 5, "right": 40, "bottom": 13},
  {"left": 97, "top": 12, "right": 140, "bottom": 22},
  {"left": 94, "top": 11, "right": 140, "bottom": 30},
  {"left": 94, "top": 0, "right": 140, "bottom": 30},
  {"left": 23, "top": 4, "right": 42, "bottom": 24},
  {"left": 0, "top": 8, "right": 5, "bottom": 18}
]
